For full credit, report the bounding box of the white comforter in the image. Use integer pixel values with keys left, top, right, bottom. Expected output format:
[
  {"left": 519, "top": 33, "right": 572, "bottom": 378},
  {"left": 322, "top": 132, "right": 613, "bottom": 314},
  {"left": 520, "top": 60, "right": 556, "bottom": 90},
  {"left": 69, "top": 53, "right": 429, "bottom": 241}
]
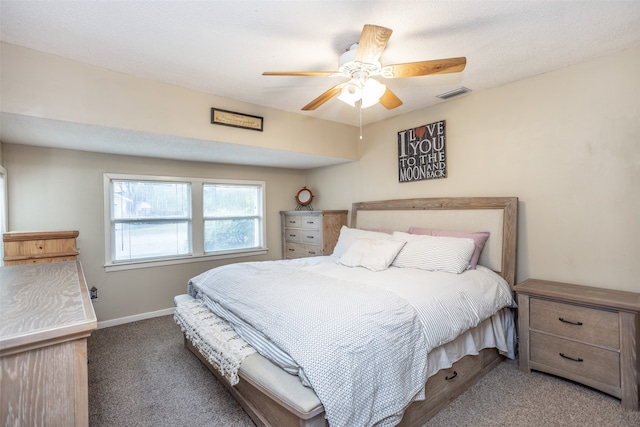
[{"left": 187, "top": 256, "right": 514, "bottom": 427}]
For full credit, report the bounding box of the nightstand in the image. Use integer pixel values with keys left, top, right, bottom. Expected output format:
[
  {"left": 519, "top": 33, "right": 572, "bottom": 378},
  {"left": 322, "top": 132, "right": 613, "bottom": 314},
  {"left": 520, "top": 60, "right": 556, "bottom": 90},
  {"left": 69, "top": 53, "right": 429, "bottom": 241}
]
[{"left": 516, "top": 278, "right": 640, "bottom": 410}]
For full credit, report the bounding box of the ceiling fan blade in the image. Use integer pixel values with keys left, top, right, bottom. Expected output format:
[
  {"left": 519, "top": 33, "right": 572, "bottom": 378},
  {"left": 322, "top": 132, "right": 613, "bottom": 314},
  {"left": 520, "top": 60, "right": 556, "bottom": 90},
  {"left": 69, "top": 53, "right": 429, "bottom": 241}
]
[
  {"left": 379, "top": 87, "right": 403, "bottom": 110},
  {"left": 355, "top": 24, "right": 393, "bottom": 64},
  {"left": 302, "top": 85, "right": 343, "bottom": 110},
  {"left": 383, "top": 57, "right": 467, "bottom": 78},
  {"left": 263, "top": 71, "right": 337, "bottom": 77}
]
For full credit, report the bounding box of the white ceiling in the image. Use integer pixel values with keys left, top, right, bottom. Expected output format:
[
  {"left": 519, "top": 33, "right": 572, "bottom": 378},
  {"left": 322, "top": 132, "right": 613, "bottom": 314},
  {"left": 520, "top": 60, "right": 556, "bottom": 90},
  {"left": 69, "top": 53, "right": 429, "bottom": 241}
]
[{"left": 1, "top": 1, "right": 640, "bottom": 168}]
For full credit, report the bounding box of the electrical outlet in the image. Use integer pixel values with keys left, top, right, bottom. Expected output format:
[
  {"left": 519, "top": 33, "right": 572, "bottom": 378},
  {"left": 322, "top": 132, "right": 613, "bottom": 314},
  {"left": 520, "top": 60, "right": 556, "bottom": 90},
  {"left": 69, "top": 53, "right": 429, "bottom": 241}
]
[{"left": 90, "top": 287, "right": 98, "bottom": 301}]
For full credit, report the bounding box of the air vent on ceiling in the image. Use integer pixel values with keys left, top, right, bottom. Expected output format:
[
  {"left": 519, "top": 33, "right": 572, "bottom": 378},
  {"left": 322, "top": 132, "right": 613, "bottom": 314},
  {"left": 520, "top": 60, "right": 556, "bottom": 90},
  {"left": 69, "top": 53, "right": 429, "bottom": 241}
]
[{"left": 436, "top": 87, "right": 472, "bottom": 100}]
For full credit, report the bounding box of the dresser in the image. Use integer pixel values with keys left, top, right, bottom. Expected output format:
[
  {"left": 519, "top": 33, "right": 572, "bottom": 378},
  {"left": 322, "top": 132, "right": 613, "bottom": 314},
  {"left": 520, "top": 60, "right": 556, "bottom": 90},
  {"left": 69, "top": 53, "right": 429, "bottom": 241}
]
[
  {"left": 280, "top": 210, "right": 348, "bottom": 259},
  {"left": 516, "top": 278, "right": 640, "bottom": 410},
  {"left": 3, "top": 230, "right": 79, "bottom": 265},
  {"left": 0, "top": 261, "right": 97, "bottom": 426}
]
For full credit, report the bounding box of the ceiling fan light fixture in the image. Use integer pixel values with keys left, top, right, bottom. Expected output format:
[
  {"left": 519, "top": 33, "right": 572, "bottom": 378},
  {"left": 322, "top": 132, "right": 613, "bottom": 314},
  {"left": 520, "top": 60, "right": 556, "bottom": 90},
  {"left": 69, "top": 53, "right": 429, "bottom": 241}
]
[
  {"left": 338, "top": 80, "right": 362, "bottom": 106},
  {"left": 361, "top": 78, "right": 386, "bottom": 108}
]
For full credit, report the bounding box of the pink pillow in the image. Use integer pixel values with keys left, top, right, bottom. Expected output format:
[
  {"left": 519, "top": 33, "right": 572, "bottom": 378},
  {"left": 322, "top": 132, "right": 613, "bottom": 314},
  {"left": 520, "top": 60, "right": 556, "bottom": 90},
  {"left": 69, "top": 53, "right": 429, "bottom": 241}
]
[
  {"left": 361, "top": 228, "right": 394, "bottom": 235},
  {"left": 407, "top": 227, "right": 490, "bottom": 269}
]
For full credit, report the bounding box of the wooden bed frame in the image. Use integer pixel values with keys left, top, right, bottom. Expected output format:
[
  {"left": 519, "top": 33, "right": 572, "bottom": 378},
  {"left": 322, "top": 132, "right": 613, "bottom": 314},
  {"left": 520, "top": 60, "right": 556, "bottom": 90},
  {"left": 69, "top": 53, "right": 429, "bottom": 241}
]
[{"left": 182, "top": 196, "right": 518, "bottom": 427}]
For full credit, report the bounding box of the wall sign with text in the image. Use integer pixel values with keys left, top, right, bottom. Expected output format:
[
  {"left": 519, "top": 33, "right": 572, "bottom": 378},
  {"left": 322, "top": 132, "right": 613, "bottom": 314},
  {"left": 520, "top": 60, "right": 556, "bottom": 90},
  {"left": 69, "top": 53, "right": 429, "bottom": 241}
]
[
  {"left": 211, "top": 108, "right": 263, "bottom": 131},
  {"left": 398, "top": 120, "right": 447, "bottom": 183}
]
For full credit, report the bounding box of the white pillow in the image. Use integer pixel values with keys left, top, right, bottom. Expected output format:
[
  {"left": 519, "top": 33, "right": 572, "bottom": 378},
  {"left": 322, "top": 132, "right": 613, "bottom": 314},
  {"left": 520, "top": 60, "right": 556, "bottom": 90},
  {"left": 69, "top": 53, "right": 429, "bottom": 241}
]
[
  {"left": 339, "top": 238, "right": 406, "bottom": 271},
  {"left": 391, "top": 231, "right": 475, "bottom": 274},
  {"left": 332, "top": 226, "right": 392, "bottom": 257}
]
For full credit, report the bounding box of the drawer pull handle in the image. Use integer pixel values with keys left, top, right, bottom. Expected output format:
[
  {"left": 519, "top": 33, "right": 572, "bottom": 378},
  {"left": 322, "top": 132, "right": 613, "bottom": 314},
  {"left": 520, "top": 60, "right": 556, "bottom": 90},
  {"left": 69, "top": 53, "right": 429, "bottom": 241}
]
[
  {"left": 445, "top": 371, "right": 458, "bottom": 380},
  {"left": 307, "top": 236, "right": 315, "bottom": 239},
  {"left": 559, "top": 353, "right": 583, "bottom": 362},
  {"left": 559, "top": 317, "right": 583, "bottom": 326}
]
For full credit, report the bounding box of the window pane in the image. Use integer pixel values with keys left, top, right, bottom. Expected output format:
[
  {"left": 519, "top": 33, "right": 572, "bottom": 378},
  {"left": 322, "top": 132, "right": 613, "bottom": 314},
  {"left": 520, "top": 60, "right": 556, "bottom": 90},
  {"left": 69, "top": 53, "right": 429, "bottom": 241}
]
[
  {"left": 112, "top": 180, "right": 190, "bottom": 219},
  {"left": 204, "top": 219, "right": 259, "bottom": 252},
  {"left": 114, "top": 221, "right": 190, "bottom": 261},
  {"left": 203, "top": 184, "right": 260, "bottom": 217}
]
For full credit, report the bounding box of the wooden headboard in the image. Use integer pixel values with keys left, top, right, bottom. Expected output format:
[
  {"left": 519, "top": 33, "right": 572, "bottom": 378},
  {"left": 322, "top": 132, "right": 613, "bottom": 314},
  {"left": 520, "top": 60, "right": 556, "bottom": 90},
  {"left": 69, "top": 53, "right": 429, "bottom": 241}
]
[{"left": 351, "top": 197, "right": 518, "bottom": 288}]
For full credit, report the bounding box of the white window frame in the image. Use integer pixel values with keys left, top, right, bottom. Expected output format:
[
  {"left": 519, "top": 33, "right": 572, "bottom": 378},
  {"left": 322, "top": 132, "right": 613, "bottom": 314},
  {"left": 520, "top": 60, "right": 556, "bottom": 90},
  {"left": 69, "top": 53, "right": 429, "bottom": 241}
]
[
  {"left": 0, "top": 166, "right": 7, "bottom": 266},
  {"left": 103, "top": 173, "right": 267, "bottom": 272}
]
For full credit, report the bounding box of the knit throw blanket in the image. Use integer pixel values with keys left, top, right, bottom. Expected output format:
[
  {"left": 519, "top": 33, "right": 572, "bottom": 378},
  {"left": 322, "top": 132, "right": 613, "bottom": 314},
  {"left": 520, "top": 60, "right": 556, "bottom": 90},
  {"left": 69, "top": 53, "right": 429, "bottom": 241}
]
[{"left": 174, "top": 298, "right": 256, "bottom": 385}]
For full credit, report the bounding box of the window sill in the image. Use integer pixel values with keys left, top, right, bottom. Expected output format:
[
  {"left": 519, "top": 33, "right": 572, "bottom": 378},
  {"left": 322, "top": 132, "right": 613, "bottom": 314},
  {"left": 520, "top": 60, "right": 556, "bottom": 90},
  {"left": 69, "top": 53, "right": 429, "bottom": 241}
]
[{"left": 104, "top": 248, "right": 268, "bottom": 272}]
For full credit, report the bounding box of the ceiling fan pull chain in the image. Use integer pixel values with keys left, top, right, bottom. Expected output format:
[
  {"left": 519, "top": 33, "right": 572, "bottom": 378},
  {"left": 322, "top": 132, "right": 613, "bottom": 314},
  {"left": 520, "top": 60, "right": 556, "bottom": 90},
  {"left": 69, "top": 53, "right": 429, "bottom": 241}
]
[{"left": 359, "top": 101, "right": 363, "bottom": 139}]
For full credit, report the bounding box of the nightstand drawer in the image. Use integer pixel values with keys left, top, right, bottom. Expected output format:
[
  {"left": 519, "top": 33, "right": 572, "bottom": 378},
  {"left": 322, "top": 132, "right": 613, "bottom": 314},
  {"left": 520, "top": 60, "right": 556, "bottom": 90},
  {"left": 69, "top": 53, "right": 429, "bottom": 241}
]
[
  {"left": 284, "top": 242, "right": 321, "bottom": 258},
  {"left": 283, "top": 216, "right": 301, "bottom": 228},
  {"left": 301, "top": 216, "right": 321, "bottom": 230},
  {"left": 284, "top": 230, "right": 302, "bottom": 243},
  {"left": 301, "top": 230, "right": 321, "bottom": 244},
  {"left": 530, "top": 331, "right": 620, "bottom": 388},
  {"left": 530, "top": 298, "right": 619, "bottom": 349},
  {"left": 284, "top": 242, "right": 304, "bottom": 258},
  {"left": 303, "top": 245, "right": 321, "bottom": 256}
]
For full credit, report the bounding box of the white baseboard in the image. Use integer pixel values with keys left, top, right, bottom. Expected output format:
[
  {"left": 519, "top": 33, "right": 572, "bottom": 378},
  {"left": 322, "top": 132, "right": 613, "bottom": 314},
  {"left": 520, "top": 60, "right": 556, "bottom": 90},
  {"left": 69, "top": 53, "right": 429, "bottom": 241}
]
[{"left": 97, "top": 307, "right": 175, "bottom": 329}]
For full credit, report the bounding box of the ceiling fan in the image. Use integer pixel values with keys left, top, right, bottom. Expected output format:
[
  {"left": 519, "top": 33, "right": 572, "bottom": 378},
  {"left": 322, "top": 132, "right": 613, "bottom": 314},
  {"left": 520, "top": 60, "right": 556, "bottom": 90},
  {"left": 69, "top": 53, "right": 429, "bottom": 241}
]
[{"left": 263, "top": 24, "right": 467, "bottom": 111}]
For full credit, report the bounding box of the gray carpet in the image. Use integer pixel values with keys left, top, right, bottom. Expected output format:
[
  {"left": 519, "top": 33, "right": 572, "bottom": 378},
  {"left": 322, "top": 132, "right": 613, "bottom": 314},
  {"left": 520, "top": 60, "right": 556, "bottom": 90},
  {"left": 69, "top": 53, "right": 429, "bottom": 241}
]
[{"left": 88, "top": 315, "right": 640, "bottom": 427}]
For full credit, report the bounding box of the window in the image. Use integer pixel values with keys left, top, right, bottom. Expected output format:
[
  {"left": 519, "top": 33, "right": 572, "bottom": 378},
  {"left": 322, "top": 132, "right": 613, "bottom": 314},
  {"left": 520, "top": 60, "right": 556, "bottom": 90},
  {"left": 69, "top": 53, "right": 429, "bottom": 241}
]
[
  {"left": 203, "top": 183, "right": 263, "bottom": 252},
  {"left": 104, "top": 173, "right": 266, "bottom": 271}
]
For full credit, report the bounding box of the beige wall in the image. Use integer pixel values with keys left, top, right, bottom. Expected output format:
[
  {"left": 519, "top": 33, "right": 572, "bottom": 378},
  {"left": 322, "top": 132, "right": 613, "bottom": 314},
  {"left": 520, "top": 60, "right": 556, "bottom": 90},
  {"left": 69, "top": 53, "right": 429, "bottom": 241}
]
[
  {"left": 307, "top": 45, "right": 640, "bottom": 293},
  {"left": 0, "top": 42, "right": 359, "bottom": 160},
  {"left": 3, "top": 143, "right": 306, "bottom": 321}
]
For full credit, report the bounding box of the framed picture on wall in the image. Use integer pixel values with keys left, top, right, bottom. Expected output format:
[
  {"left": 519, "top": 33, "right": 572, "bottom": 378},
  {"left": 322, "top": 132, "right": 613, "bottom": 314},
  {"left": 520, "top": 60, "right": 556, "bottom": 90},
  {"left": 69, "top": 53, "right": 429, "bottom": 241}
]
[{"left": 398, "top": 120, "right": 447, "bottom": 183}]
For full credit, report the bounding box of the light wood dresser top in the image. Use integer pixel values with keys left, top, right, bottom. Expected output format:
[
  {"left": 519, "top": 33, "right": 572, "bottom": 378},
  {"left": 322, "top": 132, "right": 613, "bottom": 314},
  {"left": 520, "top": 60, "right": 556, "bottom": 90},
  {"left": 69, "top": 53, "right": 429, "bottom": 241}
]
[{"left": 0, "top": 261, "right": 97, "bottom": 356}]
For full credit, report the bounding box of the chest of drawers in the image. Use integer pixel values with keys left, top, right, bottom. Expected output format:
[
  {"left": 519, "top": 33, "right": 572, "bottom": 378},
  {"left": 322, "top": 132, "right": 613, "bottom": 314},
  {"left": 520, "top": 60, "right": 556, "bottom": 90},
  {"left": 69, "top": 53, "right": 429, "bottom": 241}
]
[
  {"left": 280, "top": 210, "right": 347, "bottom": 259},
  {"left": 516, "top": 278, "right": 640, "bottom": 410}
]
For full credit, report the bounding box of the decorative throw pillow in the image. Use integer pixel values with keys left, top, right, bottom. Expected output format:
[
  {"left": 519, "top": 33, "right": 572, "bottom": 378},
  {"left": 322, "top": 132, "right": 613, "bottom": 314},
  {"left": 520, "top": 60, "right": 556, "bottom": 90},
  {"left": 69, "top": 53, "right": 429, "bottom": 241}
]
[
  {"left": 332, "top": 226, "right": 392, "bottom": 257},
  {"left": 391, "top": 231, "right": 476, "bottom": 274},
  {"left": 407, "top": 227, "right": 490, "bottom": 269},
  {"left": 338, "top": 238, "right": 406, "bottom": 271}
]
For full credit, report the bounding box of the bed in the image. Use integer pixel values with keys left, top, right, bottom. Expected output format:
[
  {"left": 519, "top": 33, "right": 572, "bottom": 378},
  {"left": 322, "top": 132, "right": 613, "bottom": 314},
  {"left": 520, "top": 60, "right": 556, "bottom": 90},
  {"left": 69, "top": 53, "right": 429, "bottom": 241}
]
[{"left": 174, "top": 196, "right": 518, "bottom": 427}]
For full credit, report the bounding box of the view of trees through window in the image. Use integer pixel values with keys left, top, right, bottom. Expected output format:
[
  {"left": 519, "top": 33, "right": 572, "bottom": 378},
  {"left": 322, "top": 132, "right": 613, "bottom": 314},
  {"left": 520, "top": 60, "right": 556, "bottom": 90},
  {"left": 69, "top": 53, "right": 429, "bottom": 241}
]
[
  {"left": 112, "top": 180, "right": 191, "bottom": 261},
  {"left": 203, "top": 184, "right": 262, "bottom": 252},
  {"left": 109, "top": 178, "right": 264, "bottom": 263}
]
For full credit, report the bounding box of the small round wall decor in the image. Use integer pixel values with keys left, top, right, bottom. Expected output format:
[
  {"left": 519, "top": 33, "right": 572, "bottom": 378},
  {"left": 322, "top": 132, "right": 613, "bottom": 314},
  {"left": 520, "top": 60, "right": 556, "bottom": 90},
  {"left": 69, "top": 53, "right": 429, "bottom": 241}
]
[{"left": 295, "top": 187, "right": 314, "bottom": 210}]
